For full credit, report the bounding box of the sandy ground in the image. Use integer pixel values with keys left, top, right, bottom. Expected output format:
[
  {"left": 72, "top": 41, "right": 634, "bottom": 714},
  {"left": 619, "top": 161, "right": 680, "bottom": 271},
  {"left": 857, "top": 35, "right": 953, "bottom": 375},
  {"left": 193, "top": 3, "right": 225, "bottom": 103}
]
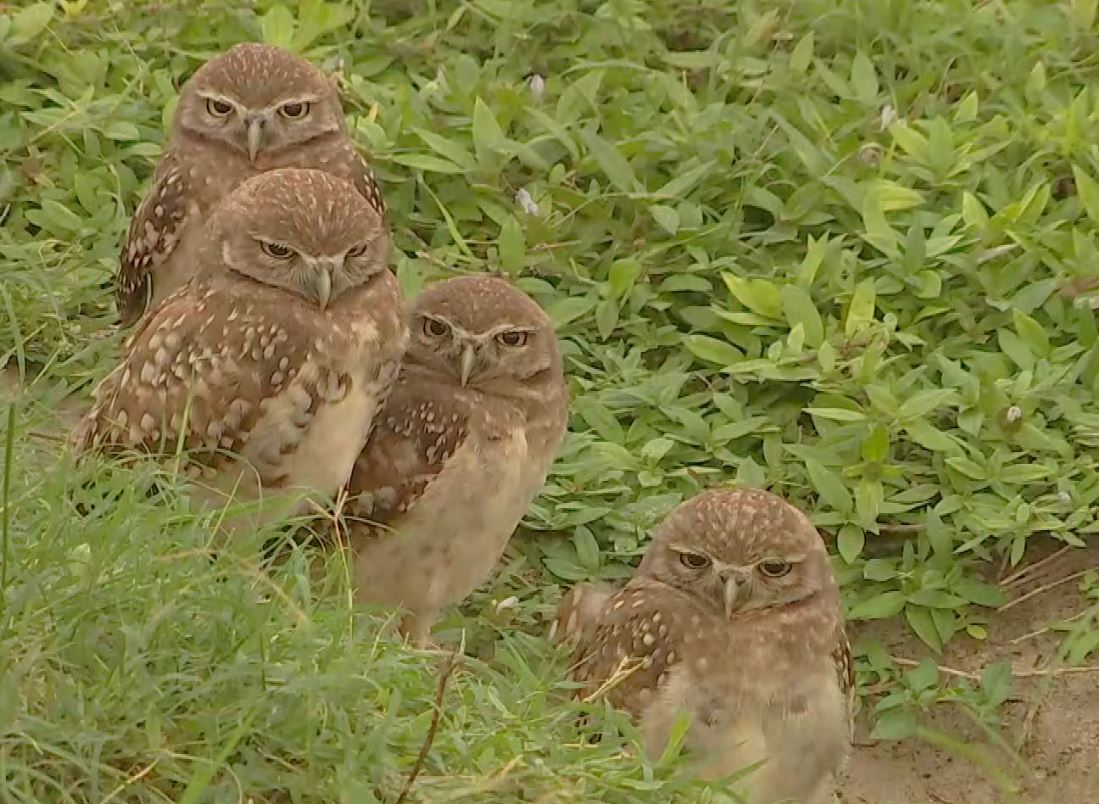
[
  {"left": 5, "top": 362, "right": 1097, "bottom": 804},
  {"left": 843, "top": 540, "right": 1099, "bottom": 804}
]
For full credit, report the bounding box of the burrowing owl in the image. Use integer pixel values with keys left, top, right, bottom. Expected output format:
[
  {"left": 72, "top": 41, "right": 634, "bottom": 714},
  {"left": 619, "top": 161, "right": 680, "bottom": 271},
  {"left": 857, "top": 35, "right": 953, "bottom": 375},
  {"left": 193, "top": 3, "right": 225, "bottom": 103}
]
[
  {"left": 116, "top": 42, "right": 385, "bottom": 325},
  {"left": 558, "top": 488, "right": 854, "bottom": 804},
  {"left": 344, "top": 275, "right": 569, "bottom": 647},
  {"left": 77, "top": 168, "right": 406, "bottom": 528}
]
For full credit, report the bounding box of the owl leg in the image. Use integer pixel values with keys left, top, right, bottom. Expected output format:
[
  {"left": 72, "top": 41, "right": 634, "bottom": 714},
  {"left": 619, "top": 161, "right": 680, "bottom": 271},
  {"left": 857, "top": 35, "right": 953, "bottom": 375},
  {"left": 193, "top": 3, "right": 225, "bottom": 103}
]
[{"left": 398, "top": 609, "right": 440, "bottom": 649}]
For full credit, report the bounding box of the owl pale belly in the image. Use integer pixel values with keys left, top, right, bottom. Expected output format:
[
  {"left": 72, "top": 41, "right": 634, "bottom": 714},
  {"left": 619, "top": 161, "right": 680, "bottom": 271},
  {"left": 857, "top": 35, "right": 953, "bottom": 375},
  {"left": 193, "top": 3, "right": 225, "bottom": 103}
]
[
  {"left": 352, "top": 430, "right": 540, "bottom": 618},
  {"left": 206, "top": 333, "right": 388, "bottom": 524},
  {"left": 684, "top": 666, "right": 849, "bottom": 804}
]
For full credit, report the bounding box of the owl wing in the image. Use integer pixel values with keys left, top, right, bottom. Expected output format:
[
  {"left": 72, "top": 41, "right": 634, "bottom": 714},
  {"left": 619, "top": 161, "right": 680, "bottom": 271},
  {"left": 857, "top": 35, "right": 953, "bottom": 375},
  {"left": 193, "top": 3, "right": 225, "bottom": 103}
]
[
  {"left": 75, "top": 278, "right": 329, "bottom": 484},
  {"left": 552, "top": 581, "right": 616, "bottom": 645},
  {"left": 571, "top": 578, "right": 698, "bottom": 717},
  {"left": 833, "top": 627, "right": 857, "bottom": 741},
  {"left": 348, "top": 149, "right": 387, "bottom": 216},
  {"left": 343, "top": 376, "right": 471, "bottom": 535},
  {"left": 115, "top": 148, "right": 197, "bottom": 326}
]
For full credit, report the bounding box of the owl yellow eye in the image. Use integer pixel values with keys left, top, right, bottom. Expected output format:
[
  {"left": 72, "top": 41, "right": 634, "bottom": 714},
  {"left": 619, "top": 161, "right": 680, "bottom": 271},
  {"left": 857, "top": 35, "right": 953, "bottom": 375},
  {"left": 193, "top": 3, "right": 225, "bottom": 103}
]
[
  {"left": 758, "top": 559, "right": 792, "bottom": 578},
  {"left": 496, "top": 330, "right": 528, "bottom": 347},
  {"left": 678, "top": 552, "right": 710, "bottom": 569},
  {"left": 423, "top": 318, "right": 449, "bottom": 338},
  {"left": 279, "top": 101, "right": 311, "bottom": 119},
  {"left": 206, "top": 98, "right": 233, "bottom": 117},
  {"left": 346, "top": 243, "right": 369, "bottom": 258},
  {"left": 260, "top": 241, "right": 294, "bottom": 260}
]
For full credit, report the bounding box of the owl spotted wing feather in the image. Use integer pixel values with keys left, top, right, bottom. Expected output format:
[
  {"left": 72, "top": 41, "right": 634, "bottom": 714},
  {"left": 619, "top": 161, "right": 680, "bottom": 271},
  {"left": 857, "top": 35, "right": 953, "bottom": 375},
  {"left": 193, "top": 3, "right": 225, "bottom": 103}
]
[
  {"left": 116, "top": 148, "right": 195, "bottom": 326},
  {"left": 348, "top": 149, "right": 386, "bottom": 216},
  {"left": 344, "top": 377, "right": 470, "bottom": 535},
  {"left": 571, "top": 579, "right": 697, "bottom": 716},
  {"left": 77, "top": 278, "right": 340, "bottom": 485}
]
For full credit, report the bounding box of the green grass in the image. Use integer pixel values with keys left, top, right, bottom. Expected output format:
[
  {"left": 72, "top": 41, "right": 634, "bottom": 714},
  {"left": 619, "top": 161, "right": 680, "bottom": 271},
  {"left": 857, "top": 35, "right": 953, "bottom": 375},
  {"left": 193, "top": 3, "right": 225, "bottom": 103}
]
[{"left": 2, "top": 0, "right": 1099, "bottom": 800}]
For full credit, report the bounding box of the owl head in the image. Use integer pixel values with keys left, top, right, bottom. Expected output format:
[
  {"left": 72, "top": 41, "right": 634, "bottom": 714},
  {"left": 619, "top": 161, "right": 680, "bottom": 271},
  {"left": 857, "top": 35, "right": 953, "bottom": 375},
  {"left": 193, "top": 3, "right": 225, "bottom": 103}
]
[
  {"left": 638, "top": 487, "right": 838, "bottom": 619},
  {"left": 404, "top": 275, "right": 562, "bottom": 392},
  {"left": 174, "top": 43, "right": 345, "bottom": 164},
  {"left": 206, "top": 168, "right": 390, "bottom": 309}
]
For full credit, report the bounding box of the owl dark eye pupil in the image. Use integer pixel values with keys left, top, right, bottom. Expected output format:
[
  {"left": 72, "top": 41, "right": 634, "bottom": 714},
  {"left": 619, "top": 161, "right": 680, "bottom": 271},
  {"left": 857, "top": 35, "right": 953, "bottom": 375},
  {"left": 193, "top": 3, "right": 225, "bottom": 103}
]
[
  {"left": 679, "top": 552, "right": 709, "bottom": 569},
  {"left": 280, "top": 101, "right": 310, "bottom": 118},
  {"left": 347, "top": 244, "right": 368, "bottom": 258},
  {"left": 424, "top": 319, "right": 448, "bottom": 337},
  {"left": 760, "top": 560, "right": 792, "bottom": 578},
  {"left": 207, "top": 99, "right": 233, "bottom": 116},
  {"left": 497, "top": 330, "right": 527, "bottom": 347},
  {"left": 261, "top": 242, "right": 293, "bottom": 259}
]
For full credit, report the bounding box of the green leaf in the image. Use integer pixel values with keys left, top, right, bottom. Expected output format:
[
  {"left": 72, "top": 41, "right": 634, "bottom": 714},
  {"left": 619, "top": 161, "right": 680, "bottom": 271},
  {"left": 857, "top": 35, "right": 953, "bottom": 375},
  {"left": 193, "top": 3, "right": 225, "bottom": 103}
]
[
  {"left": 11, "top": 3, "right": 54, "bottom": 42},
  {"left": 962, "top": 191, "right": 989, "bottom": 229},
  {"left": 414, "top": 128, "right": 477, "bottom": 170},
  {"left": 907, "top": 589, "right": 966, "bottom": 609},
  {"left": 573, "top": 397, "right": 625, "bottom": 443},
  {"left": 572, "top": 527, "right": 601, "bottom": 570},
  {"left": 849, "top": 591, "right": 905, "bottom": 619},
  {"left": 855, "top": 479, "right": 882, "bottom": 529},
  {"left": 906, "top": 657, "right": 939, "bottom": 692},
  {"left": 684, "top": 335, "right": 744, "bottom": 367},
  {"left": 904, "top": 420, "right": 958, "bottom": 453},
  {"left": 650, "top": 204, "right": 680, "bottom": 235},
  {"left": 850, "top": 51, "right": 879, "bottom": 103},
  {"left": 1074, "top": 0, "right": 1099, "bottom": 28},
  {"left": 805, "top": 460, "right": 853, "bottom": 514},
  {"left": 861, "top": 425, "right": 889, "bottom": 462},
  {"left": 36, "top": 200, "right": 84, "bottom": 233},
  {"left": 871, "top": 708, "right": 917, "bottom": 741},
  {"left": 722, "top": 274, "right": 782, "bottom": 319},
  {"left": 837, "top": 525, "right": 864, "bottom": 563},
  {"left": 260, "top": 4, "right": 296, "bottom": 47},
  {"left": 780, "top": 285, "right": 824, "bottom": 347},
  {"left": 1012, "top": 310, "right": 1051, "bottom": 357},
  {"left": 607, "top": 259, "right": 642, "bottom": 300},
  {"left": 980, "top": 661, "right": 1013, "bottom": 708},
  {"left": 389, "top": 153, "right": 466, "bottom": 174},
  {"left": 497, "top": 216, "right": 525, "bottom": 276},
  {"left": 805, "top": 407, "right": 867, "bottom": 423},
  {"left": 472, "top": 97, "right": 507, "bottom": 164},
  {"left": 580, "top": 130, "right": 639, "bottom": 193},
  {"left": 845, "top": 279, "right": 876, "bottom": 336},
  {"left": 545, "top": 295, "right": 596, "bottom": 328},
  {"left": 905, "top": 605, "right": 942, "bottom": 652},
  {"left": 654, "top": 161, "right": 715, "bottom": 199},
  {"left": 954, "top": 580, "right": 1007, "bottom": 608},
  {"left": 1072, "top": 165, "right": 1099, "bottom": 227},
  {"left": 946, "top": 456, "right": 986, "bottom": 480},
  {"left": 898, "top": 389, "right": 955, "bottom": 420},
  {"left": 789, "top": 32, "right": 814, "bottom": 74}
]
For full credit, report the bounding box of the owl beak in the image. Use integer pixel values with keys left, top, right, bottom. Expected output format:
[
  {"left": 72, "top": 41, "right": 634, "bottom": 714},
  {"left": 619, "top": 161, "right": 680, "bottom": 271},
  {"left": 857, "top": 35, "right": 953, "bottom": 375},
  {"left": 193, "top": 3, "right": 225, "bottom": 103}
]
[
  {"left": 459, "top": 342, "right": 478, "bottom": 387},
  {"left": 312, "top": 269, "right": 332, "bottom": 310},
  {"left": 720, "top": 568, "right": 749, "bottom": 618},
  {"left": 722, "top": 576, "right": 740, "bottom": 619},
  {"left": 246, "top": 116, "right": 265, "bottom": 163}
]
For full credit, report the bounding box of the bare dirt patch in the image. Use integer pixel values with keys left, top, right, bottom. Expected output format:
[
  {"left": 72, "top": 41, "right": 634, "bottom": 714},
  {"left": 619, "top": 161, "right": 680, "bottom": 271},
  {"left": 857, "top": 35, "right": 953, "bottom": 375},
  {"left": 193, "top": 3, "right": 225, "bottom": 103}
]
[{"left": 843, "top": 540, "right": 1099, "bottom": 804}]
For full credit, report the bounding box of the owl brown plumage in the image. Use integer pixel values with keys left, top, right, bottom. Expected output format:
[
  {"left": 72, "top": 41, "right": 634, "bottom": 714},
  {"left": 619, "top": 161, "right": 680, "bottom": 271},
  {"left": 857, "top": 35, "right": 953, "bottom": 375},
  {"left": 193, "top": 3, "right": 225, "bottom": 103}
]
[
  {"left": 344, "top": 275, "right": 569, "bottom": 647},
  {"left": 77, "top": 168, "right": 406, "bottom": 528},
  {"left": 560, "top": 488, "right": 853, "bottom": 804},
  {"left": 116, "top": 42, "right": 385, "bottom": 326}
]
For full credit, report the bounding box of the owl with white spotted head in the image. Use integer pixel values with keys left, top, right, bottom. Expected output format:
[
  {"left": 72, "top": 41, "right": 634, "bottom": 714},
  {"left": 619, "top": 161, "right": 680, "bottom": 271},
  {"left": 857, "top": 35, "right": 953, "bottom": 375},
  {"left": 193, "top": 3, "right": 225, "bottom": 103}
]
[
  {"left": 559, "top": 488, "right": 854, "bottom": 804},
  {"left": 76, "top": 168, "right": 406, "bottom": 528},
  {"left": 345, "top": 275, "right": 569, "bottom": 646},
  {"left": 116, "top": 42, "right": 385, "bottom": 326}
]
